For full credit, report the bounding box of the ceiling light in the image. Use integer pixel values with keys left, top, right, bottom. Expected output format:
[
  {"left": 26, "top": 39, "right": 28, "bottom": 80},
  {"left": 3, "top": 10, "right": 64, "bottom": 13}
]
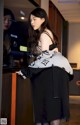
[{"left": 20, "top": 16, "right": 25, "bottom": 20}]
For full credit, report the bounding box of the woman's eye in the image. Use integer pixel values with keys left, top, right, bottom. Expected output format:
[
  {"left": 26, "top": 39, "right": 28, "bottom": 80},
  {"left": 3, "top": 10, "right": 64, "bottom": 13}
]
[{"left": 33, "top": 18, "right": 36, "bottom": 21}]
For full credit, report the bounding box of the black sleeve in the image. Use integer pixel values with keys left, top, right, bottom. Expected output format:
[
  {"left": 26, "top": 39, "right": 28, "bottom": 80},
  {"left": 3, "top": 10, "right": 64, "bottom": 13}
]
[
  {"left": 21, "top": 67, "right": 45, "bottom": 78},
  {"left": 49, "top": 43, "right": 57, "bottom": 50}
]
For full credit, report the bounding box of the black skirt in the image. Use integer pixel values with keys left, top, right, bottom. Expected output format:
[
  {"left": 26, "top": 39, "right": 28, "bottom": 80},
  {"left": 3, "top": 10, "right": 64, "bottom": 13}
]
[{"left": 30, "top": 66, "right": 70, "bottom": 123}]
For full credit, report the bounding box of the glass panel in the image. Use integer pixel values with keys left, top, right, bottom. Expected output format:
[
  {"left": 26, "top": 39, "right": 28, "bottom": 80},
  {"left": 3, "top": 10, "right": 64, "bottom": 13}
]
[{"left": 3, "top": 0, "right": 38, "bottom": 72}]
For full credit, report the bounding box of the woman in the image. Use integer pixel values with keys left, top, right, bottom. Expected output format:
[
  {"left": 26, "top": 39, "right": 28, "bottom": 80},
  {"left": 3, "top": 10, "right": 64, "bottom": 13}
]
[
  {"left": 17, "top": 8, "right": 73, "bottom": 125},
  {"left": 4, "top": 8, "right": 15, "bottom": 31},
  {"left": 3, "top": 8, "right": 15, "bottom": 66}
]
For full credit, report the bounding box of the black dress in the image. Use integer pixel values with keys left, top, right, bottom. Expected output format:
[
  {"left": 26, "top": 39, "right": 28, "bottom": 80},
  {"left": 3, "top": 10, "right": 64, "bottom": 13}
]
[
  {"left": 22, "top": 66, "right": 70, "bottom": 123},
  {"left": 21, "top": 47, "right": 74, "bottom": 124}
]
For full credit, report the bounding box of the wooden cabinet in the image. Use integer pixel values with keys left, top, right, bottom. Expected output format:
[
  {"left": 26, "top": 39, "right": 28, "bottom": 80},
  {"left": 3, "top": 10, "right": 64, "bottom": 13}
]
[
  {"left": 2, "top": 73, "right": 34, "bottom": 125},
  {"left": 2, "top": 73, "right": 12, "bottom": 125}
]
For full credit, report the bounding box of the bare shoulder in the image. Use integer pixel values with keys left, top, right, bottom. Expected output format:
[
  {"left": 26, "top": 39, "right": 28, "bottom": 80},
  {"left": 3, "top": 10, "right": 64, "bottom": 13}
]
[{"left": 40, "top": 29, "right": 54, "bottom": 40}]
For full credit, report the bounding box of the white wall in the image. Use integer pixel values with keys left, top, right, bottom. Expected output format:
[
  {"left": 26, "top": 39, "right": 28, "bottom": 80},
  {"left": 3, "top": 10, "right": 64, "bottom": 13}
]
[{"left": 68, "top": 23, "right": 80, "bottom": 69}]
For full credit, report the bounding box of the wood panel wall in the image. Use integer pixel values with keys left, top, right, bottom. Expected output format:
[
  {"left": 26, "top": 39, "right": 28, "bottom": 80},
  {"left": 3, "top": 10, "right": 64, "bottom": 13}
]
[
  {"left": 49, "top": 0, "right": 68, "bottom": 56},
  {"left": 49, "top": 1, "right": 63, "bottom": 51}
]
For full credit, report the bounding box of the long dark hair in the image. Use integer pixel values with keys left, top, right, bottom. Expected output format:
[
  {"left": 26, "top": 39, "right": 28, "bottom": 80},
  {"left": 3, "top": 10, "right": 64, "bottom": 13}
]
[
  {"left": 4, "top": 8, "right": 15, "bottom": 30},
  {"left": 28, "top": 7, "right": 57, "bottom": 48},
  {"left": 4, "top": 8, "right": 15, "bottom": 39},
  {"left": 4, "top": 8, "right": 15, "bottom": 21}
]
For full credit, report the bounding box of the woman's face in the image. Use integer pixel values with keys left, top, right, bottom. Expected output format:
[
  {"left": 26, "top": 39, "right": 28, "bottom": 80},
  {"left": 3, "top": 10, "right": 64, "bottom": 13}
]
[
  {"left": 30, "top": 14, "right": 45, "bottom": 30},
  {"left": 4, "top": 15, "right": 12, "bottom": 30}
]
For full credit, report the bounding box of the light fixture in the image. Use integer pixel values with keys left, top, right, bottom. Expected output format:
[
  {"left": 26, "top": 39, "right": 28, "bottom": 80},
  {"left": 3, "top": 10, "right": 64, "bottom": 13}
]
[{"left": 20, "top": 16, "right": 25, "bottom": 20}]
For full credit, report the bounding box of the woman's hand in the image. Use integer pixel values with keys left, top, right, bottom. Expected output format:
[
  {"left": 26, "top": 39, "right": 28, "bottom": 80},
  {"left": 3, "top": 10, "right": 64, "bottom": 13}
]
[
  {"left": 16, "top": 70, "right": 26, "bottom": 79},
  {"left": 16, "top": 70, "right": 22, "bottom": 75}
]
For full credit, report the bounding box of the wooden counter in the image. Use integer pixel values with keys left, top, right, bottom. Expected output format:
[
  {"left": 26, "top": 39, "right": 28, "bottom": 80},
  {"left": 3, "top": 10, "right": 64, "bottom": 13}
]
[{"left": 2, "top": 72, "right": 34, "bottom": 125}]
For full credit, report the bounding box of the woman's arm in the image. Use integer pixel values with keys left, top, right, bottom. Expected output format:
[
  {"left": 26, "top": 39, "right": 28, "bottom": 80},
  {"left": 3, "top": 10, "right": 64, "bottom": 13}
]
[
  {"left": 16, "top": 70, "right": 27, "bottom": 79},
  {"left": 16, "top": 67, "right": 45, "bottom": 79}
]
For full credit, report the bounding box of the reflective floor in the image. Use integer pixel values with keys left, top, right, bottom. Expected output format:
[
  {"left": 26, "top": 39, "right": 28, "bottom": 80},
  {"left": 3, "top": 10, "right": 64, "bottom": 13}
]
[
  {"left": 68, "top": 104, "right": 80, "bottom": 125},
  {"left": 62, "top": 104, "right": 80, "bottom": 125}
]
